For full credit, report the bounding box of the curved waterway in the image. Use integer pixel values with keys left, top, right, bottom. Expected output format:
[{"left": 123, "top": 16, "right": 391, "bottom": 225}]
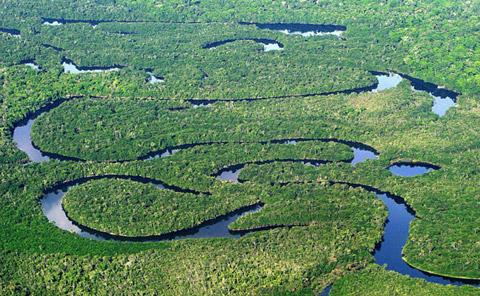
[
  {"left": 239, "top": 22, "right": 346, "bottom": 38},
  {"left": 400, "top": 73, "right": 459, "bottom": 117},
  {"left": 317, "top": 181, "right": 480, "bottom": 290},
  {"left": 203, "top": 38, "right": 284, "bottom": 52},
  {"left": 62, "top": 58, "right": 123, "bottom": 74},
  {"left": 12, "top": 96, "right": 85, "bottom": 162},
  {"left": 40, "top": 175, "right": 273, "bottom": 242},
  {"left": 214, "top": 138, "right": 378, "bottom": 183},
  {"left": 388, "top": 162, "right": 440, "bottom": 177},
  {"left": 42, "top": 43, "right": 64, "bottom": 52},
  {"left": 186, "top": 71, "right": 403, "bottom": 108},
  {"left": 141, "top": 138, "right": 378, "bottom": 165},
  {"left": 316, "top": 180, "right": 480, "bottom": 295},
  {"left": 42, "top": 17, "right": 102, "bottom": 26},
  {"left": 40, "top": 17, "right": 228, "bottom": 27},
  {"left": 0, "top": 27, "right": 21, "bottom": 38},
  {"left": 20, "top": 59, "right": 41, "bottom": 71},
  {"left": 371, "top": 71, "right": 460, "bottom": 117},
  {"left": 10, "top": 72, "right": 478, "bottom": 290},
  {"left": 215, "top": 159, "right": 335, "bottom": 184},
  {"left": 185, "top": 70, "right": 459, "bottom": 117},
  {"left": 40, "top": 67, "right": 454, "bottom": 118},
  {"left": 146, "top": 70, "right": 164, "bottom": 84},
  {"left": 43, "top": 20, "right": 62, "bottom": 26}
]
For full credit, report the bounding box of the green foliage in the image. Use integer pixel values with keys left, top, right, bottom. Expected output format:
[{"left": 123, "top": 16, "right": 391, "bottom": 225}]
[
  {"left": 331, "top": 265, "right": 479, "bottom": 296},
  {"left": 231, "top": 183, "right": 386, "bottom": 235},
  {"left": 31, "top": 82, "right": 431, "bottom": 161},
  {"left": 1, "top": 0, "right": 479, "bottom": 95},
  {"left": 0, "top": 0, "right": 479, "bottom": 295},
  {"left": 64, "top": 178, "right": 215, "bottom": 236}
]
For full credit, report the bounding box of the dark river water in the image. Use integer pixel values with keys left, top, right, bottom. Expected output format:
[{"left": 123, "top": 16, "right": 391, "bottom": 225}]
[
  {"left": 203, "top": 38, "right": 284, "bottom": 52},
  {"left": 10, "top": 67, "right": 478, "bottom": 291}
]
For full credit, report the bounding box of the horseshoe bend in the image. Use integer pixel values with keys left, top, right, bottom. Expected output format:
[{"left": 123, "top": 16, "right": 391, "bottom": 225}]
[{"left": 1, "top": 1, "right": 479, "bottom": 295}]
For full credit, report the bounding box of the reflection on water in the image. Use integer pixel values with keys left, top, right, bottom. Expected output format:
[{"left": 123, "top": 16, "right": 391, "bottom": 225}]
[
  {"left": 215, "top": 139, "right": 378, "bottom": 183},
  {"left": 372, "top": 72, "right": 403, "bottom": 92},
  {"left": 42, "top": 188, "right": 101, "bottom": 240},
  {"left": 41, "top": 178, "right": 263, "bottom": 242},
  {"left": 263, "top": 43, "right": 283, "bottom": 52},
  {"left": 43, "top": 21, "right": 62, "bottom": 26},
  {"left": 63, "top": 61, "right": 121, "bottom": 74},
  {"left": 278, "top": 29, "right": 344, "bottom": 37},
  {"left": 203, "top": 38, "right": 284, "bottom": 52},
  {"left": 388, "top": 163, "right": 438, "bottom": 177},
  {"left": 147, "top": 71, "right": 164, "bottom": 84},
  {"left": 217, "top": 168, "right": 243, "bottom": 183},
  {"left": 431, "top": 96, "right": 456, "bottom": 117},
  {"left": 351, "top": 147, "right": 378, "bottom": 166},
  {"left": 402, "top": 74, "right": 459, "bottom": 117},
  {"left": 371, "top": 190, "right": 476, "bottom": 286},
  {"left": 12, "top": 119, "right": 49, "bottom": 162},
  {"left": 242, "top": 23, "right": 346, "bottom": 38},
  {"left": 24, "top": 62, "right": 40, "bottom": 71}
]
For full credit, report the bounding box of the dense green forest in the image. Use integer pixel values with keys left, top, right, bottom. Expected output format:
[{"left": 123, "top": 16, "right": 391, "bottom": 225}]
[{"left": 1, "top": 0, "right": 479, "bottom": 295}]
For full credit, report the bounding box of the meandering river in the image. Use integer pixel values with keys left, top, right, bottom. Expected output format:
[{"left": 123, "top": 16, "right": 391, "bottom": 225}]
[{"left": 10, "top": 68, "right": 478, "bottom": 292}]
